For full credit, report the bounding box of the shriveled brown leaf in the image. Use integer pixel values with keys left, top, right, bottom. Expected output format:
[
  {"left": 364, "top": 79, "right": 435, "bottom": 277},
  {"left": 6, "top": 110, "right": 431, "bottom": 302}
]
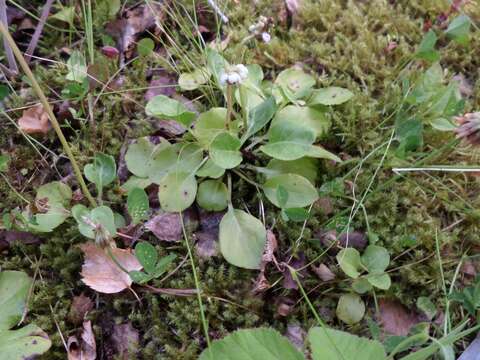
[
  {"left": 378, "top": 299, "right": 420, "bottom": 336},
  {"left": 285, "top": 324, "right": 306, "bottom": 350},
  {"left": 277, "top": 297, "right": 295, "bottom": 317},
  {"left": 67, "top": 320, "right": 96, "bottom": 360},
  {"left": 80, "top": 243, "right": 142, "bottom": 294},
  {"left": 282, "top": 253, "right": 306, "bottom": 290},
  {"left": 195, "top": 231, "right": 218, "bottom": 259},
  {"left": 69, "top": 294, "right": 94, "bottom": 325},
  {"left": 18, "top": 104, "right": 51, "bottom": 135},
  {"left": 312, "top": 263, "right": 335, "bottom": 282},
  {"left": 110, "top": 322, "right": 139, "bottom": 360},
  {"left": 145, "top": 209, "right": 198, "bottom": 242},
  {"left": 0, "top": 230, "right": 41, "bottom": 251},
  {"left": 252, "top": 272, "right": 270, "bottom": 294},
  {"left": 262, "top": 230, "right": 278, "bottom": 264}
]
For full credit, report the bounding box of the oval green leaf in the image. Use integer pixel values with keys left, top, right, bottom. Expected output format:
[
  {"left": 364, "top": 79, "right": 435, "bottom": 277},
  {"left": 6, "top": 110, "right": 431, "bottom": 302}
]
[
  {"left": 158, "top": 170, "right": 197, "bottom": 212},
  {"left": 309, "top": 87, "right": 354, "bottom": 106},
  {"left": 196, "top": 180, "right": 228, "bottom": 211},
  {"left": 210, "top": 132, "right": 243, "bottom": 169},
  {"left": 336, "top": 293, "right": 365, "bottom": 325},
  {"left": 263, "top": 174, "right": 318, "bottom": 208},
  {"left": 145, "top": 95, "right": 196, "bottom": 127}
]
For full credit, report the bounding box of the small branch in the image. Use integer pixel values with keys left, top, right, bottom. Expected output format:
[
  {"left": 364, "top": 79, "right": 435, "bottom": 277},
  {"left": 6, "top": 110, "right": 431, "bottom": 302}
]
[
  {"left": 25, "top": 0, "right": 55, "bottom": 63},
  {"left": 0, "top": 0, "right": 18, "bottom": 73},
  {"left": 143, "top": 284, "right": 198, "bottom": 297},
  {"left": 0, "top": 21, "right": 97, "bottom": 207}
]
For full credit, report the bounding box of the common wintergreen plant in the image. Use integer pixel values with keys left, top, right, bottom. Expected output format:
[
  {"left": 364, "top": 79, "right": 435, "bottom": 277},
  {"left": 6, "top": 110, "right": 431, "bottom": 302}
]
[{"left": 122, "top": 49, "right": 351, "bottom": 269}]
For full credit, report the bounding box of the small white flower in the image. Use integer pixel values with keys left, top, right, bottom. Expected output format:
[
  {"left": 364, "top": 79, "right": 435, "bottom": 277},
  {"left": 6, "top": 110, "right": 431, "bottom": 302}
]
[
  {"left": 220, "top": 64, "right": 249, "bottom": 85},
  {"left": 219, "top": 72, "right": 229, "bottom": 85},
  {"left": 235, "top": 64, "right": 249, "bottom": 79},
  {"left": 227, "top": 73, "right": 242, "bottom": 84},
  {"left": 261, "top": 32, "right": 271, "bottom": 43}
]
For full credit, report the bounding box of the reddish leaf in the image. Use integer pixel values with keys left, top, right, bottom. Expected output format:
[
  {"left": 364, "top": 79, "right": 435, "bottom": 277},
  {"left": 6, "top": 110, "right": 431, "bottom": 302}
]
[{"left": 378, "top": 299, "right": 420, "bottom": 336}]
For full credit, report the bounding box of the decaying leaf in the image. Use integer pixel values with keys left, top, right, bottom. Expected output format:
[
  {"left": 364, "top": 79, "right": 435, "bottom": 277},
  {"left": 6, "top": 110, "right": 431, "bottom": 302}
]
[
  {"left": 69, "top": 294, "right": 94, "bottom": 325},
  {"left": 195, "top": 231, "right": 218, "bottom": 259},
  {"left": 285, "top": 324, "right": 306, "bottom": 350},
  {"left": 145, "top": 209, "right": 198, "bottom": 242},
  {"left": 67, "top": 320, "right": 96, "bottom": 360},
  {"left": 110, "top": 322, "right": 139, "bottom": 360},
  {"left": 312, "top": 263, "right": 335, "bottom": 282},
  {"left": 80, "top": 243, "right": 142, "bottom": 294},
  {"left": 378, "top": 299, "right": 420, "bottom": 336},
  {"left": 18, "top": 104, "right": 51, "bottom": 135}
]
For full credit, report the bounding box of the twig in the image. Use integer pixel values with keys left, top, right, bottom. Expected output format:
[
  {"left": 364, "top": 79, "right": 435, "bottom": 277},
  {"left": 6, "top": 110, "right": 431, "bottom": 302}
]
[
  {"left": 25, "top": 0, "right": 55, "bottom": 63},
  {"left": 143, "top": 284, "right": 198, "bottom": 296},
  {"left": 0, "top": 21, "right": 97, "bottom": 207},
  {"left": 206, "top": 0, "right": 228, "bottom": 23},
  {"left": 0, "top": 0, "right": 18, "bottom": 73}
]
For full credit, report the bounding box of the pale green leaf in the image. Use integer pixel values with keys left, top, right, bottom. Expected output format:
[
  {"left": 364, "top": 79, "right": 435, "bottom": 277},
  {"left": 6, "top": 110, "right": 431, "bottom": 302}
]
[
  {"left": 127, "top": 187, "right": 149, "bottom": 224},
  {"left": 361, "top": 245, "right": 390, "bottom": 274},
  {"left": 158, "top": 170, "right": 197, "bottom": 212},
  {"left": 0, "top": 324, "right": 51, "bottom": 359},
  {"left": 263, "top": 174, "right": 318, "bottom": 208},
  {"left": 367, "top": 273, "right": 391, "bottom": 290},
  {"left": 66, "top": 50, "right": 87, "bottom": 83},
  {"left": 210, "top": 132, "right": 243, "bottom": 169},
  {"left": 308, "top": 87, "right": 354, "bottom": 106},
  {"left": 84, "top": 153, "right": 116, "bottom": 193},
  {"left": 271, "top": 105, "right": 331, "bottom": 138},
  {"left": 219, "top": 208, "right": 266, "bottom": 269},
  {"left": 0, "top": 271, "right": 31, "bottom": 330},
  {"left": 178, "top": 67, "right": 211, "bottom": 90},
  {"left": 125, "top": 137, "right": 156, "bottom": 178},
  {"left": 51, "top": 6, "right": 75, "bottom": 26},
  {"left": 337, "top": 248, "right": 362, "bottom": 278},
  {"left": 275, "top": 67, "right": 316, "bottom": 100},
  {"left": 336, "top": 293, "right": 365, "bottom": 325},
  {"left": 193, "top": 108, "right": 228, "bottom": 147},
  {"left": 137, "top": 38, "right": 154, "bottom": 56},
  {"left": 196, "top": 159, "right": 225, "bottom": 179},
  {"left": 145, "top": 95, "right": 196, "bottom": 127},
  {"left": 265, "top": 158, "right": 318, "bottom": 183},
  {"left": 196, "top": 180, "right": 228, "bottom": 211}
]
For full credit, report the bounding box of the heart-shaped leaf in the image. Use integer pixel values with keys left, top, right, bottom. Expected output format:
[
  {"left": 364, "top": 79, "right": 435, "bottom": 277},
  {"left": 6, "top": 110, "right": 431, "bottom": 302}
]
[
  {"left": 336, "top": 293, "right": 366, "bottom": 325},
  {"left": 308, "top": 87, "right": 353, "bottom": 106},
  {"left": 127, "top": 187, "right": 149, "bottom": 224},
  {"left": 219, "top": 207, "right": 266, "bottom": 269},
  {"left": 145, "top": 95, "right": 196, "bottom": 127},
  {"left": 158, "top": 170, "right": 197, "bottom": 212},
  {"left": 263, "top": 174, "right": 318, "bottom": 208},
  {"left": 210, "top": 132, "right": 243, "bottom": 169},
  {"left": 84, "top": 153, "right": 116, "bottom": 194},
  {"left": 337, "top": 248, "right": 362, "bottom": 279},
  {"left": 196, "top": 180, "right": 228, "bottom": 211}
]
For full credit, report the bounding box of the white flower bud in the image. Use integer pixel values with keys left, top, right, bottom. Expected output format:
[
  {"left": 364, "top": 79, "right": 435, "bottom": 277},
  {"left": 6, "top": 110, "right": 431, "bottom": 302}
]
[
  {"left": 227, "top": 73, "right": 241, "bottom": 84},
  {"left": 236, "top": 64, "right": 249, "bottom": 79},
  {"left": 219, "top": 72, "right": 228, "bottom": 85},
  {"left": 261, "top": 32, "right": 271, "bottom": 43}
]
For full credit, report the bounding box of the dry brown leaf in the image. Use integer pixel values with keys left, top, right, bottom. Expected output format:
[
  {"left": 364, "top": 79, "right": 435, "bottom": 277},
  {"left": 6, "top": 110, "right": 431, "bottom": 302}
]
[
  {"left": 69, "top": 294, "right": 94, "bottom": 325},
  {"left": 145, "top": 209, "right": 198, "bottom": 242},
  {"left": 80, "top": 243, "right": 142, "bottom": 294},
  {"left": 195, "top": 231, "right": 218, "bottom": 259},
  {"left": 285, "top": 324, "right": 306, "bottom": 350},
  {"left": 312, "top": 263, "right": 335, "bottom": 282},
  {"left": 379, "top": 299, "right": 420, "bottom": 336},
  {"left": 67, "top": 320, "right": 96, "bottom": 360},
  {"left": 18, "top": 104, "right": 51, "bottom": 135},
  {"left": 110, "top": 322, "right": 139, "bottom": 360}
]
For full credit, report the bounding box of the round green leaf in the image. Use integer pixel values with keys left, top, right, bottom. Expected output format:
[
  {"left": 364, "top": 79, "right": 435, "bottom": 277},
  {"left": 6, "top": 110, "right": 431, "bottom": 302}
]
[
  {"left": 28, "top": 206, "right": 70, "bottom": 233},
  {"left": 352, "top": 277, "right": 373, "bottom": 294},
  {"left": 367, "top": 273, "right": 391, "bottom": 290},
  {"left": 137, "top": 38, "right": 154, "bottom": 56},
  {"left": 210, "top": 132, "right": 243, "bottom": 169},
  {"left": 275, "top": 67, "right": 316, "bottom": 100},
  {"left": 178, "top": 67, "right": 211, "bottom": 90},
  {"left": 145, "top": 95, "right": 196, "bottom": 127},
  {"left": 266, "top": 158, "right": 318, "bottom": 184},
  {"left": 219, "top": 208, "right": 266, "bottom": 269},
  {"left": 336, "top": 248, "right": 362, "bottom": 279},
  {"left": 263, "top": 174, "right": 318, "bottom": 208},
  {"left": 72, "top": 205, "right": 116, "bottom": 239},
  {"left": 0, "top": 324, "right": 51, "bottom": 359},
  {"left": 272, "top": 105, "right": 331, "bottom": 137},
  {"left": 196, "top": 159, "right": 225, "bottom": 179},
  {"left": 336, "top": 293, "right": 365, "bottom": 325},
  {"left": 158, "top": 170, "right": 197, "bottom": 212},
  {"left": 125, "top": 138, "right": 155, "bottom": 178},
  {"left": 84, "top": 153, "right": 117, "bottom": 192},
  {"left": 309, "top": 87, "right": 354, "bottom": 106},
  {"left": 134, "top": 242, "right": 158, "bottom": 274},
  {"left": 193, "top": 108, "right": 228, "bottom": 147},
  {"left": 196, "top": 180, "right": 228, "bottom": 211},
  {"left": 121, "top": 176, "right": 152, "bottom": 193},
  {"left": 36, "top": 181, "right": 72, "bottom": 206},
  {"left": 0, "top": 271, "right": 31, "bottom": 330},
  {"left": 361, "top": 245, "right": 390, "bottom": 274},
  {"left": 127, "top": 187, "right": 149, "bottom": 224},
  {"left": 260, "top": 121, "right": 315, "bottom": 161},
  {"left": 199, "top": 328, "right": 304, "bottom": 360}
]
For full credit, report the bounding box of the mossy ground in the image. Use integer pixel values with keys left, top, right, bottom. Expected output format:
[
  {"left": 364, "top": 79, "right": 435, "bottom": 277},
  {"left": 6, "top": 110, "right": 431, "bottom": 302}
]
[{"left": 2, "top": 0, "right": 480, "bottom": 358}]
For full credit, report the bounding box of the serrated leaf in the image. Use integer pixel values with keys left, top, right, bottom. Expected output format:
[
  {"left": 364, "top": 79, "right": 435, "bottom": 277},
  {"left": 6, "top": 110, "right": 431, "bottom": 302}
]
[
  {"left": 308, "top": 327, "right": 386, "bottom": 360},
  {"left": 199, "top": 328, "right": 304, "bottom": 360},
  {"left": 158, "top": 170, "right": 197, "bottom": 212},
  {"left": 219, "top": 208, "right": 266, "bottom": 269},
  {"left": 263, "top": 174, "right": 318, "bottom": 208},
  {"left": 337, "top": 248, "right": 363, "bottom": 278},
  {"left": 209, "top": 132, "right": 243, "bottom": 169},
  {"left": 127, "top": 187, "right": 149, "bottom": 224},
  {"left": 309, "top": 87, "right": 353, "bottom": 106},
  {"left": 145, "top": 95, "right": 196, "bottom": 127},
  {"left": 336, "top": 293, "right": 365, "bottom": 325},
  {"left": 84, "top": 153, "right": 116, "bottom": 194},
  {"left": 196, "top": 180, "right": 228, "bottom": 211},
  {"left": 134, "top": 242, "right": 157, "bottom": 274}
]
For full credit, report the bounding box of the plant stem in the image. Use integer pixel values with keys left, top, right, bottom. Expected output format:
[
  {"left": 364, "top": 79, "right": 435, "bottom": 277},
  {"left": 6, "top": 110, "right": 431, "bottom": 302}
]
[
  {"left": 0, "top": 21, "right": 97, "bottom": 207},
  {"left": 226, "top": 84, "right": 233, "bottom": 129},
  {"left": 180, "top": 212, "right": 211, "bottom": 349},
  {"left": 0, "top": 172, "right": 30, "bottom": 204},
  {"left": 0, "top": 0, "right": 17, "bottom": 73}
]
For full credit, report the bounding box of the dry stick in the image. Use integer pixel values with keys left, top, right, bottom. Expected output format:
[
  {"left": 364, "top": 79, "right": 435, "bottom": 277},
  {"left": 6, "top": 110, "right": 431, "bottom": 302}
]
[
  {"left": 25, "top": 0, "right": 54, "bottom": 63},
  {"left": 0, "top": 21, "right": 97, "bottom": 207},
  {"left": 0, "top": 0, "right": 17, "bottom": 73}
]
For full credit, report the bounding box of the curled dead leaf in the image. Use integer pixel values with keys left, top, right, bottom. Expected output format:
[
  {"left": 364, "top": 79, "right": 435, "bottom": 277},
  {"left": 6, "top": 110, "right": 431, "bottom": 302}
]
[
  {"left": 80, "top": 243, "right": 142, "bottom": 294},
  {"left": 312, "top": 263, "right": 335, "bottom": 282},
  {"left": 18, "top": 104, "right": 51, "bottom": 135},
  {"left": 69, "top": 294, "right": 94, "bottom": 325},
  {"left": 67, "top": 320, "right": 96, "bottom": 360}
]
